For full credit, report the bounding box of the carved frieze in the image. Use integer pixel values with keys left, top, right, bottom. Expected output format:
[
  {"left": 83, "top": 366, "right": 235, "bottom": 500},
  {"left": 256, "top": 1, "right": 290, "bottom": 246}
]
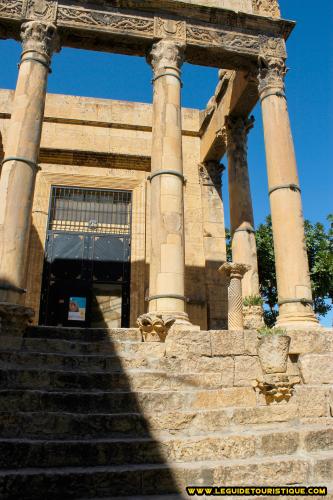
[
  {"left": 23, "top": 0, "right": 58, "bottom": 22},
  {"left": 187, "top": 24, "right": 260, "bottom": 55},
  {"left": 186, "top": 25, "right": 218, "bottom": 45},
  {"left": 57, "top": 6, "right": 154, "bottom": 36},
  {"left": 252, "top": 0, "right": 281, "bottom": 19},
  {"left": 154, "top": 17, "right": 186, "bottom": 41},
  {"left": 0, "top": 0, "right": 22, "bottom": 18},
  {"left": 259, "top": 35, "right": 286, "bottom": 59}
]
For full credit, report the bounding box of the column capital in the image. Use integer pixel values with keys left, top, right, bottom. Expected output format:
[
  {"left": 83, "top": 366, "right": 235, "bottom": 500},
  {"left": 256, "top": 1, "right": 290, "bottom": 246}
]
[
  {"left": 21, "top": 21, "right": 60, "bottom": 60},
  {"left": 147, "top": 39, "right": 185, "bottom": 76},
  {"left": 226, "top": 115, "right": 254, "bottom": 153},
  {"left": 258, "top": 56, "right": 287, "bottom": 99},
  {"left": 219, "top": 262, "right": 251, "bottom": 281}
]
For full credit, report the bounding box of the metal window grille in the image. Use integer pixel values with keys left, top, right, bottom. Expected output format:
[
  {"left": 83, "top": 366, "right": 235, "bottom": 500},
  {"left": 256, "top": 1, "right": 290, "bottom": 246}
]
[{"left": 48, "top": 186, "right": 132, "bottom": 235}]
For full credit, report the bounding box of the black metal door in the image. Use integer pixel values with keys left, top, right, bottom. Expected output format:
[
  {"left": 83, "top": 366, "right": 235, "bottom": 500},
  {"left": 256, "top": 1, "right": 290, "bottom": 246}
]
[{"left": 39, "top": 187, "right": 132, "bottom": 327}]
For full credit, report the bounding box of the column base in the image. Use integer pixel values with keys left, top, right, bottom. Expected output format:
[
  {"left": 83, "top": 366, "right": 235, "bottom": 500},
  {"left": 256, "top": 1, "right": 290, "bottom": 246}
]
[
  {"left": 275, "top": 308, "right": 321, "bottom": 331},
  {"left": 0, "top": 302, "right": 34, "bottom": 338}
]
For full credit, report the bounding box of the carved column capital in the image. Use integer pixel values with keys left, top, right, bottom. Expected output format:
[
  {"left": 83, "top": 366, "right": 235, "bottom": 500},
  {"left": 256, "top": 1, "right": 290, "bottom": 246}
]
[
  {"left": 226, "top": 115, "right": 254, "bottom": 155},
  {"left": 258, "top": 56, "right": 287, "bottom": 99},
  {"left": 147, "top": 39, "right": 185, "bottom": 76},
  {"left": 219, "top": 262, "right": 251, "bottom": 281},
  {"left": 21, "top": 21, "right": 60, "bottom": 60}
]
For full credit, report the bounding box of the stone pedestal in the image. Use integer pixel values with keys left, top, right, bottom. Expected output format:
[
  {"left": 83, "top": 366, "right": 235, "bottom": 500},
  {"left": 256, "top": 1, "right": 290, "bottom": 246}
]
[
  {"left": 0, "top": 21, "right": 59, "bottom": 332},
  {"left": 146, "top": 39, "right": 190, "bottom": 325},
  {"left": 258, "top": 57, "right": 319, "bottom": 329},
  {"left": 219, "top": 262, "right": 250, "bottom": 330},
  {"left": 226, "top": 115, "right": 260, "bottom": 299}
]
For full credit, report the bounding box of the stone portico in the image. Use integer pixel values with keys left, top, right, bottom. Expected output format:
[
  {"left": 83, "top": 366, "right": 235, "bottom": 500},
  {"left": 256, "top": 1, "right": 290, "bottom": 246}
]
[
  {"left": 0, "top": 2, "right": 332, "bottom": 498},
  {"left": 0, "top": 0, "right": 319, "bottom": 332}
]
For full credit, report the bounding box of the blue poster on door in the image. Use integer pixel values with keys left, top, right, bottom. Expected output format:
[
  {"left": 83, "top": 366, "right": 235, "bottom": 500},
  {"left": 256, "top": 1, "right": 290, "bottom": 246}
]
[{"left": 68, "top": 297, "right": 86, "bottom": 321}]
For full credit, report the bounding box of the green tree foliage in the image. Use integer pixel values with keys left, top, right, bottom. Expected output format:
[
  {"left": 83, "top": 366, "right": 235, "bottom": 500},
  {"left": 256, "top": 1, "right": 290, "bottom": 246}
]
[{"left": 226, "top": 215, "right": 333, "bottom": 327}]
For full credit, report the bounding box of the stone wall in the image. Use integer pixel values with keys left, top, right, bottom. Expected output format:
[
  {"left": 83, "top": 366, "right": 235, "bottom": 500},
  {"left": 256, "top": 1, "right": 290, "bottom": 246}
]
[{"left": 0, "top": 90, "right": 227, "bottom": 328}]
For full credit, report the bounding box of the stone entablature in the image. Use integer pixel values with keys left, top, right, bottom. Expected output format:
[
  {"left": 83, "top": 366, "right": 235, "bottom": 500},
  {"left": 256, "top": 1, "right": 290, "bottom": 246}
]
[{"left": 0, "top": 0, "right": 292, "bottom": 70}]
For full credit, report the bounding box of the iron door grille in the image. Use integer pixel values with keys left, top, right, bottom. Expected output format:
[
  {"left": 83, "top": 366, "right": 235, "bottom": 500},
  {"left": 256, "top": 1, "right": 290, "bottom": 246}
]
[{"left": 48, "top": 186, "right": 132, "bottom": 235}]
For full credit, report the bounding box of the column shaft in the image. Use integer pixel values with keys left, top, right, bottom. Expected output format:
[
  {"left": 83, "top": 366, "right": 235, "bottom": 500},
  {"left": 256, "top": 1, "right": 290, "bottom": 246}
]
[
  {"left": 227, "top": 116, "right": 260, "bottom": 298},
  {"left": 259, "top": 57, "right": 318, "bottom": 328},
  {"left": 0, "top": 22, "right": 59, "bottom": 305},
  {"left": 147, "top": 39, "right": 189, "bottom": 322}
]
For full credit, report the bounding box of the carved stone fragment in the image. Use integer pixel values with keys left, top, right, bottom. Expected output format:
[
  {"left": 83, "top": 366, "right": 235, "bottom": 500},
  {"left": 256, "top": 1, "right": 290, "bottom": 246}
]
[
  {"left": 253, "top": 374, "right": 300, "bottom": 404},
  {"left": 23, "top": 0, "right": 58, "bottom": 22},
  {"left": 154, "top": 17, "right": 186, "bottom": 41},
  {"left": 0, "top": 0, "right": 22, "bottom": 17},
  {"left": 137, "top": 313, "right": 176, "bottom": 342}
]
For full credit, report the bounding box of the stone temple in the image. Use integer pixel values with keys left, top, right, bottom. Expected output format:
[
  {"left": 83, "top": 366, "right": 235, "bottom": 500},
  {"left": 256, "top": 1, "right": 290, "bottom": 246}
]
[{"left": 0, "top": 0, "right": 332, "bottom": 498}]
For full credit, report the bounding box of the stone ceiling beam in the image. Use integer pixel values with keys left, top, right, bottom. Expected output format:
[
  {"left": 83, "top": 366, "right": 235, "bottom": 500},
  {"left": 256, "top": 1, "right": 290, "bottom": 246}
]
[{"left": 199, "top": 70, "right": 258, "bottom": 163}]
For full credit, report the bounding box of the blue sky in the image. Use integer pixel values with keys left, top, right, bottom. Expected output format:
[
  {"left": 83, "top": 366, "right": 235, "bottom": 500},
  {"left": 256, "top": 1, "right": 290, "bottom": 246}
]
[{"left": 0, "top": 0, "right": 332, "bottom": 323}]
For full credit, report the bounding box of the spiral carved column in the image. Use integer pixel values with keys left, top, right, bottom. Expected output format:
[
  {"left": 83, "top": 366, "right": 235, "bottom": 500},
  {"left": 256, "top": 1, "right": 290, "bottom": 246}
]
[{"left": 219, "top": 262, "right": 250, "bottom": 330}]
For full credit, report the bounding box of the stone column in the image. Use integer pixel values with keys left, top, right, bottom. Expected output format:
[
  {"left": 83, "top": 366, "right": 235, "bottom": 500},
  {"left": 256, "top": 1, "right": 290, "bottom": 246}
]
[
  {"left": 199, "top": 161, "right": 228, "bottom": 329},
  {"left": 146, "top": 39, "right": 190, "bottom": 325},
  {"left": 258, "top": 57, "right": 319, "bottom": 329},
  {"left": 226, "top": 115, "right": 260, "bottom": 299},
  {"left": 219, "top": 262, "right": 250, "bottom": 330},
  {"left": 0, "top": 22, "right": 59, "bottom": 321}
]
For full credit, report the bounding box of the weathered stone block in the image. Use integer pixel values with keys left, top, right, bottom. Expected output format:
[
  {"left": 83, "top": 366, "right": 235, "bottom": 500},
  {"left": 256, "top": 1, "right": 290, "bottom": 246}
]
[
  {"left": 244, "top": 330, "right": 258, "bottom": 355},
  {"left": 211, "top": 330, "right": 245, "bottom": 355},
  {"left": 260, "top": 431, "right": 299, "bottom": 456},
  {"left": 213, "top": 458, "right": 310, "bottom": 485},
  {"left": 234, "top": 356, "right": 261, "bottom": 386},
  {"left": 303, "top": 428, "right": 333, "bottom": 452},
  {"left": 296, "top": 386, "right": 329, "bottom": 418},
  {"left": 288, "top": 330, "right": 333, "bottom": 355},
  {"left": 232, "top": 404, "right": 299, "bottom": 425},
  {"left": 313, "top": 456, "right": 333, "bottom": 481},
  {"left": 193, "top": 387, "right": 256, "bottom": 409},
  {"left": 299, "top": 354, "right": 333, "bottom": 384},
  {"left": 165, "top": 330, "right": 211, "bottom": 357}
]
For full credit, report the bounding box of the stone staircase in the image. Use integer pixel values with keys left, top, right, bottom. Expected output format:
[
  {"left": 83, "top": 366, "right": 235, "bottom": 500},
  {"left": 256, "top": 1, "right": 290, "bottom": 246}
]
[{"left": 0, "top": 326, "right": 332, "bottom": 499}]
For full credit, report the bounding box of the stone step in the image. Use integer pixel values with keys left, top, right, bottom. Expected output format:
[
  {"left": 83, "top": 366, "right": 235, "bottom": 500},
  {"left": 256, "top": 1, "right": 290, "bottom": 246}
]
[
  {"left": 1, "top": 425, "right": 332, "bottom": 468},
  {"left": 0, "top": 454, "right": 331, "bottom": 499},
  {"left": 0, "top": 350, "right": 152, "bottom": 372},
  {"left": 18, "top": 337, "right": 166, "bottom": 356},
  {"left": 0, "top": 406, "right": 309, "bottom": 439},
  {"left": 0, "top": 386, "right": 256, "bottom": 413},
  {"left": 0, "top": 368, "right": 230, "bottom": 391},
  {"left": 0, "top": 350, "right": 234, "bottom": 375},
  {"left": 26, "top": 326, "right": 141, "bottom": 342}
]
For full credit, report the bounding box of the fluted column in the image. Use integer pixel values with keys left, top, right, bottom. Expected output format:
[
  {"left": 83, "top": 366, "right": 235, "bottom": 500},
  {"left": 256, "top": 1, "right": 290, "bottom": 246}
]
[
  {"left": 258, "top": 57, "right": 319, "bottom": 329},
  {"left": 226, "top": 115, "right": 260, "bottom": 298},
  {"left": 0, "top": 21, "right": 59, "bottom": 307},
  {"left": 146, "top": 39, "right": 190, "bottom": 324}
]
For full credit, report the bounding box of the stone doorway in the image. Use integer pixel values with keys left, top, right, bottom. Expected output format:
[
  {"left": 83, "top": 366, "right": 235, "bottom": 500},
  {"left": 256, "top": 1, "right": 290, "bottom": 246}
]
[{"left": 39, "top": 186, "right": 132, "bottom": 328}]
